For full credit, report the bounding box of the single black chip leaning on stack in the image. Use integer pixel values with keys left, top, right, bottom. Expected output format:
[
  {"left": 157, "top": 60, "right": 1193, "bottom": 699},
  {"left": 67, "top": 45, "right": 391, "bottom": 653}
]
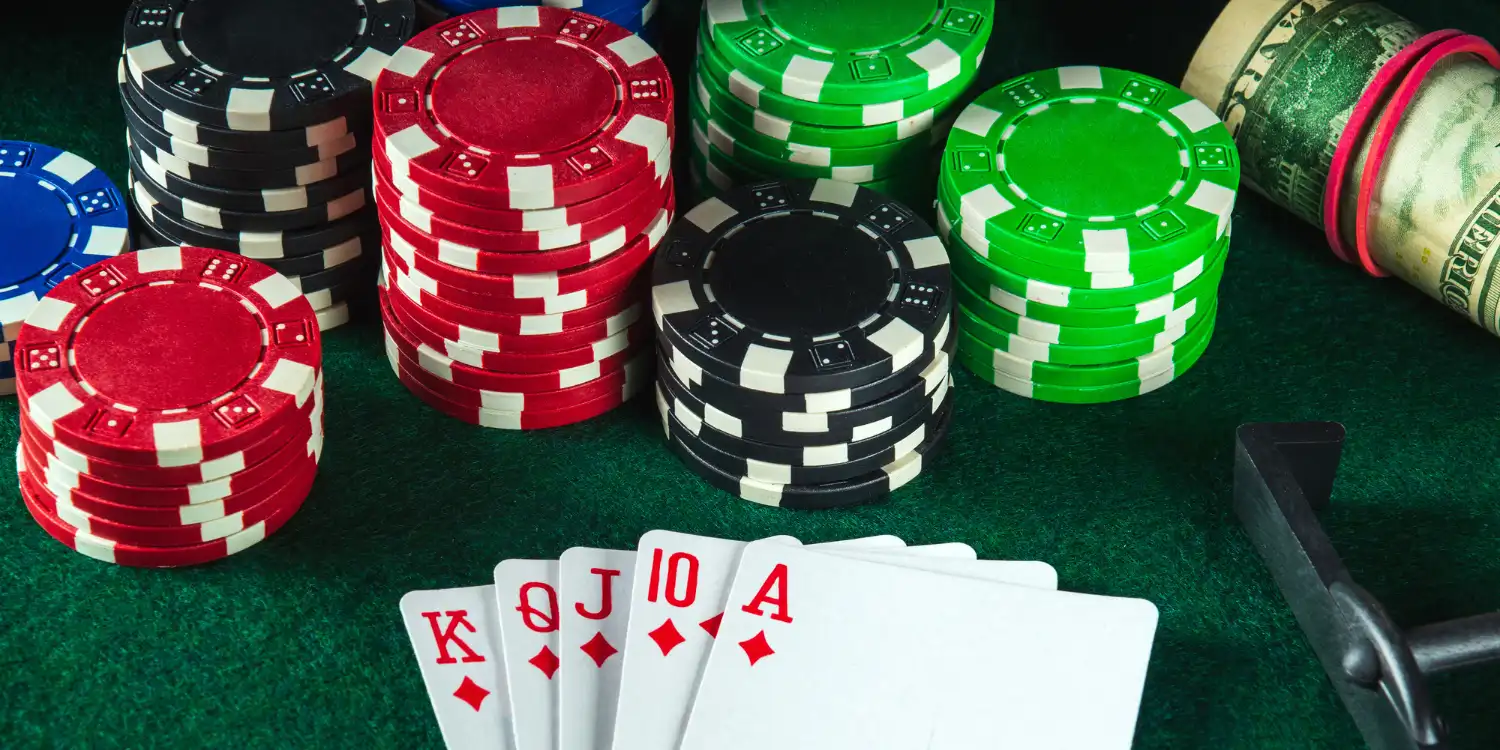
[
  {"left": 118, "top": 0, "right": 418, "bottom": 331},
  {"left": 651, "top": 178, "right": 955, "bottom": 510}
]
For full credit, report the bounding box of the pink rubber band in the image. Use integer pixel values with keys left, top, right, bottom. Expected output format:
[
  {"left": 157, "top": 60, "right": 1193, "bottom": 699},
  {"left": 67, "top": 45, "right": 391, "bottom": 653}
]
[
  {"left": 1354, "top": 35, "right": 1500, "bottom": 277},
  {"left": 1323, "top": 30, "right": 1462, "bottom": 265}
]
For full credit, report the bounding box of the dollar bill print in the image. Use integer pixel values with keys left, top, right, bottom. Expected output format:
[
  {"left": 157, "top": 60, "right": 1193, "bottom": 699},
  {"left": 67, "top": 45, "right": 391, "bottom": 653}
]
[{"left": 1184, "top": 0, "right": 1500, "bottom": 335}]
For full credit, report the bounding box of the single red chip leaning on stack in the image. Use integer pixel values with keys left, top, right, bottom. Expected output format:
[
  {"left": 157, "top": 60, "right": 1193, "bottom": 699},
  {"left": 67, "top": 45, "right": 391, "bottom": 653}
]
[
  {"left": 371, "top": 6, "right": 675, "bottom": 428},
  {"left": 13, "top": 245, "right": 325, "bottom": 568}
]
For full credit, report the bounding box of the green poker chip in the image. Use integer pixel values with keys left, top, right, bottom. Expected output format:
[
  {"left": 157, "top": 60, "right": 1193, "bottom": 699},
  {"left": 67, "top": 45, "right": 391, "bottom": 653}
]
[
  {"left": 937, "top": 197, "right": 1231, "bottom": 308},
  {"left": 940, "top": 65, "right": 1240, "bottom": 276},
  {"left": 957, "top": 309, "right": 1217, "bottom": 402},
  {"left": 704, "top": 0, "right": 994, "bottom": 106},
  {"left": 957, "top": 298, "right": 1216, "bottom": 366},
  {"left": 697, "top": 21, "right": 978, "bottom": 128},
  {"left": 693, "top": 67, "right": 951, "bottom": 150},
  {"left": 690, "top": 94, "right": 935, "bottom": 180},
  {"left": 689, "top": 122, "right": 935, "bottom": 209},
  {"left": 954, "top": 269, "right": 1219, "bottom": 348},
  {"left": 937, "top": 180, "right": 1214, "bottom": 288},
  {"left": 953, "top": 248, "right": 1225, "bottom": 330}
]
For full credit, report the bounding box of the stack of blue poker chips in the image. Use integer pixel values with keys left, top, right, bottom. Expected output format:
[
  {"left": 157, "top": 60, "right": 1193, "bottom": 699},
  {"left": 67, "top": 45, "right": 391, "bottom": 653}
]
[
  {"left": 425, "top": 0, "right": 661, "bottom": 44},
  {"left": 0, "top": 141, "right": 131, "bottom": 397}
]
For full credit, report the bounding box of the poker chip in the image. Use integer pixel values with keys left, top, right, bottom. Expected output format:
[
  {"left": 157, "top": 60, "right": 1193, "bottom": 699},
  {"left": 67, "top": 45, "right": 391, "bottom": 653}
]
[
  {"left": 937, "top": 66, "right": 1239, "bottom": 403},
  {"left": 0, "top": 140, "right": 130, "bottom": 399},
  {"left": 118, "top": 1, "right": 409, "bottom": 331},
  {"left": 123, "top": 0, "right": 414, "bottom": 131},
  {"left": 371, "top": 9, "right": 674, "bottom": 428},
  {"left": 652, "top": 179, "right": 955, "bottom": 508},
  {"left": 656, "top": 382, "right": 954, "bottom": 511},
  {"left": 688, "top": 5, "right": 988, "bottom": 203},
  {"left": 374, "top": 6, "right": 673, "bottom": 209},
  {"left": 14, "top": 247, "right": 327, "bottom": 567}
]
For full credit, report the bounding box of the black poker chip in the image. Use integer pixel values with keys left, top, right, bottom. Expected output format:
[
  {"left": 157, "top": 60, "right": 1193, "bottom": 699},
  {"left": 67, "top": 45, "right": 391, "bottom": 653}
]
[
  {"left": 656, "top": 383, "right": 954, "bottom": 510},
  {"left": 651, "top": 179, "right": 953, "bottom": 395},
  {"left": 657, "top": 374, "right": 943, "bottom": 469},
  {"left": 116, "top": 57, "right": 371, "bottom": 153},
  {"left": 129, "top": 143, "right": 371, "bottom": 215},
  {"left": 128, "top": 130, "right": 369, "bottom": 191},
  {"left": 658, "top": 315, "right": 954, "bottom": 415},
  {"left": 129, "top": 158, "right": 368, "bottom": 233},
  {"left": 122, "top": 87, "right": 362, "bottom": 172},
  {"left": 121, "top": 0, "right": 414, "bottom": 131},
  {"left": 129, "top": 174, "right": 375, "bottom": 260},
  {"left": 657, "top": 347, "right": 951, "bottom": 447}
]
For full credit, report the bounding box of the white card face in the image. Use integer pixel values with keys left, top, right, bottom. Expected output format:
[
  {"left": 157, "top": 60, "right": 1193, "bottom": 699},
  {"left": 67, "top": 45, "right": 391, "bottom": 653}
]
[
  {"left": 399, "top": 586, "right": 514, "bottom": 750},
  {"left": 609, "top": 533, "right": 902, "bottom": 750},
  {"left": 821, "top": 548, "right": 1058, "bottom": 590},
  {"left": 494, "top": 560, "right": 561, "bottom": 750},
  {"left": 680, "top": 542, "right": 1160, "bottom": 750},
  {"left": 557, "top": 548, "right": 636, "bottom": 750}
]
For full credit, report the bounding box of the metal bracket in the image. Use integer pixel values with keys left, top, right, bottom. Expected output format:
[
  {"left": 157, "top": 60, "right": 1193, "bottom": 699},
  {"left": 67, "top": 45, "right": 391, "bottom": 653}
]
[{"left": 1233, "top": 422, "right": 1500, "bottom": 750}]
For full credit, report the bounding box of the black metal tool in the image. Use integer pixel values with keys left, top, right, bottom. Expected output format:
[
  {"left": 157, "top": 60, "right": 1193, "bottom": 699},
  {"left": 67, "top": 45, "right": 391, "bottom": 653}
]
[{"left": 1233, "top": 422, "right": 1500, "bottom": 750}]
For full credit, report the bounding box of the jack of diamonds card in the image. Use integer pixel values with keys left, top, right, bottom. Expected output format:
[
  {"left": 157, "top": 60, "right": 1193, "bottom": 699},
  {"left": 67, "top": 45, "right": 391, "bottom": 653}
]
[
  {"left": 557, "top": 548, "right": 636, "bottom": 750},
  {"left": 399, "top": 586, "right": 514, "bottom": 750}
]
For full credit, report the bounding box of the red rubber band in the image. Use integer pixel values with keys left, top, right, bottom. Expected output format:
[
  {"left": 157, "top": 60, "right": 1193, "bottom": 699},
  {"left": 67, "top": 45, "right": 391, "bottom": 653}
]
[
  {"left": 1354, "top": 35, "right": 1500, "bottom": 277},
  {"left": 1323, "top": 30, "right": 1463, "bottom": 265}
]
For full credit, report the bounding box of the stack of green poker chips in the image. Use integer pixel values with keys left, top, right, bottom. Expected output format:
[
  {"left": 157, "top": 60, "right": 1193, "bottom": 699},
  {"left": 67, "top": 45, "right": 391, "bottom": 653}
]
[
  {"left": 936, "top": 65, "right": 1242, "bottom": 404},
  {"left": 691, "top": 0, "right": 995, "bottom": 210}
]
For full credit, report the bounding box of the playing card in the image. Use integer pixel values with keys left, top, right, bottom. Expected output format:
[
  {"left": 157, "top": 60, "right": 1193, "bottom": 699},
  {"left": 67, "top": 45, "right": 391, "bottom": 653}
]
[
  {"left": 609, "top": 532, "right": 904, "bottom": 750},
  {"left": 680, "top": 541, "right": 1159, "bottom": 750},
  {"left": 494, "top": 560, "right": 560, "bottom": 750},
  {"left": 399, "top": 586, "right": 514, "bottom": 750},
  {"left": 821, "top": 546, "right": 1058, "bottom": 589},
  {"left": 556, "top": 548, "right": 635, "bottom": 750}
]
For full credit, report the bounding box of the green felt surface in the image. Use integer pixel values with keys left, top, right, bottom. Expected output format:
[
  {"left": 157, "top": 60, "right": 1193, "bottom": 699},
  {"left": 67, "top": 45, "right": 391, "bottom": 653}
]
[{"left": 4, "top": 1, "right": 1500, "bottom": 748}]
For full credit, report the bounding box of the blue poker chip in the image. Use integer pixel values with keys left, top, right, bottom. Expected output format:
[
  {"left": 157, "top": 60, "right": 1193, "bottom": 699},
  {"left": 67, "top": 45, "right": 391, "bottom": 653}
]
[{"left": 0, "top": 141, "right": 129, "bottom": 339}]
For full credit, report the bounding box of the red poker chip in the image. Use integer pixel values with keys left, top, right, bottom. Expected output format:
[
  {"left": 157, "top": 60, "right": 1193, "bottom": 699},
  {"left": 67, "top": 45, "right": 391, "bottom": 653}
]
[
  {"left": 24, "top": 457, "right": 315, "bottom": 547},
  {"left": 391, "top": 348, "right": 648, "bottom": 429},
  {"left": 21, "top": 379, "right": 322, "bottom": 488},
  {"left": 23, "top": 440, "right": 318, "bottom": 530},
  {"left": 373, "top": 165, "right": 671, "bottom": 252},
  {"left": 382, "top": 203, "right": 669, "bottom": 302},
  {"left": 15, "top": 247, "right": 323, "bottom": 467},
  {"left": 384, "top": 249, "right": 642, "bottom": 315},
  {"left": 21, "top": 410, "right": 319, "bottom": 510},
  {"left": 386, "top": 334, "right": 653, "bottom": 412},
  {"left": 382, "top": 288, "right": 653, "bottom": 374},
  {"left": 384, "top": 258, "right": 646, "bottom": 335},
  {"left": 371, "top": 137, "right": 672, "bottom": 232},
  {"left": 381, "top": 273, "right": 646, "bottom": 354},
  {"left": 20, "top": 461, "right": 309, "bottom": 568},
  {"left": 378, "top": 178, "right": 676, "bottom": 276},
  {"left": 374, "top": 7, "right": 674, "bottom": 209},
  {"left": 383, "top": 297, "right": 645, "bottom": 392}
]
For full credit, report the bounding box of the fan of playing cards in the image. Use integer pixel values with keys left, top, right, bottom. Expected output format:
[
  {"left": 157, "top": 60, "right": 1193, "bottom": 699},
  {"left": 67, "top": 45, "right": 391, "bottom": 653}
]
[{"left": 400, "top": 532, "right": 1162, "bottom": 749}]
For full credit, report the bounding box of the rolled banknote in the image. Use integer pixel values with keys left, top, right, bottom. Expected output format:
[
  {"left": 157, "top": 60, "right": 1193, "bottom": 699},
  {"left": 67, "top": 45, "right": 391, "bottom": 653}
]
[{"left": 1184, "top": 0, "right": 1500, "bottom": 335}]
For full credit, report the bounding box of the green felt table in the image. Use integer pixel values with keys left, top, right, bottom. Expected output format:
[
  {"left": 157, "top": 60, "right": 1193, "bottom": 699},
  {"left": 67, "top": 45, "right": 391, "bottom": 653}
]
[{"left": 4, "top": 1, "right": 1500, "bottom": 748}]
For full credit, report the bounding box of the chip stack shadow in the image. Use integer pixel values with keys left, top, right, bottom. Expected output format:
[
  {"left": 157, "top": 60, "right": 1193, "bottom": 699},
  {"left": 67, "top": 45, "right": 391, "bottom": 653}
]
[
  {"left": 652, "top": 179, "right": 955, "bottom": 510},
  {"left": 374, "top": 7, "right": 676, "bottom": 429},
  {"left": 119, "top": 0, "right": 418, "bottom": 332},
  {"left": 938, "top": 66, "right": 1241, "bottom": 404},
  {"left": 689, "top": 1, "right": 996, "bottom": 210},
  {"left": 14, "top": 247, "right": 325, "bottom": 568}
]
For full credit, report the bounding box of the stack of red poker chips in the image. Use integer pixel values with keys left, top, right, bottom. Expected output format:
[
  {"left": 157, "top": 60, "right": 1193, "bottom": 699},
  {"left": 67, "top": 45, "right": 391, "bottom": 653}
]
[
  {"left": 13, "top": 246, "right": 325, "bottom": 568},
  {"left": 371, "top": 6, "right": 675, "bottom": 429}
]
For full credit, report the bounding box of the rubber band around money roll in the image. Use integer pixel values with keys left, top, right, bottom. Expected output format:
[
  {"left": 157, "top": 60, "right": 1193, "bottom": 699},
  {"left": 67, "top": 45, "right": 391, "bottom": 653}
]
[
  {"left": 1354, "top": 34, "right": 1500, "bottom": 277},
  {"left": 1323, "top": 29, "right": 1463, "bottom": 266}
]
